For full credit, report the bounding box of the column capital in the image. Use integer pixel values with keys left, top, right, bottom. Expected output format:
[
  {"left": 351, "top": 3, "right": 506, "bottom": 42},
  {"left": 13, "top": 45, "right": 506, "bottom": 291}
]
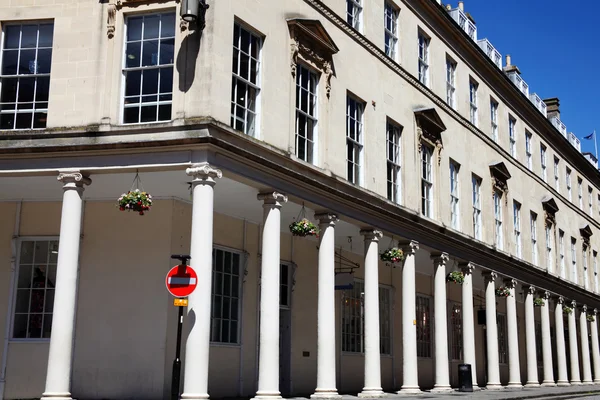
[
  {"left": 399, "top": 240, "right": 419, "bottom": 255},
  {"left": 525, "top": 285, "right": 537, "bottom": 295},
  {"left": 57, "top": 170, "right": 91, "bottom": 187},
  {"left": 555, "top": 296, "right": 565, "bottom": 305},
  {"left": 581, "top": 304, "right": 589, "bottom": 313},
  {"left": 570, "top": 300, "right": 577, "bottom": 309},
  {"left": 482, "top": 270, "right": 497, "bottom": 283},
  {"left": 459, "top": 261, "right": 476, "bottom": 275},
  {"left": 257, "top": 191, "right": 288, "bottom": 206},
  {"left": 430, "top": 252, "right": 449, "bottom": 267},
  {"left": 314, "top": 212, "right": 339, "bottom": 225},
  {"left": 541, "top": 291, "right": 551, "bottom": 300},
  {"left": 186, "top": 162, "right": 223, "bottom": 181},
  {"left": 360, "top": 229, "right": 383, "bottom": 241},
  {"left": 594, "top": 308, "right": 598, "bottom": 316},
  {"left": 503, "top": 278, "right": 517, "bottom": 289}
]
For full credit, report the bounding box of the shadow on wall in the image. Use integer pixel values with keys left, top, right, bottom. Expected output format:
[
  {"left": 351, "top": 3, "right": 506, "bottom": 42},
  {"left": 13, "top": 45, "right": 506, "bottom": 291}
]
[{"left": 177, "top": 24, "right": 204, "bottom": 93}]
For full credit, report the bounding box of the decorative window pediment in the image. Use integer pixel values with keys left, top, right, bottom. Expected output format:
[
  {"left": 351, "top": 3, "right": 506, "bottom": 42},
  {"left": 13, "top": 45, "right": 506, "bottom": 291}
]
[
  {"left": 288, "top": 19, "right": 338, "bottom": 98},
  {"left": 489, "top": 162, "right": 510, "bottom": 195},
  {"left": 580, "top": 224, "right": 593, "bottom": 247},
  {"left": 415, "top": 107, "right": 446, "bottom": 165},
  {"left": 541, "top": 195, "right": 559, "bottom": 226}
]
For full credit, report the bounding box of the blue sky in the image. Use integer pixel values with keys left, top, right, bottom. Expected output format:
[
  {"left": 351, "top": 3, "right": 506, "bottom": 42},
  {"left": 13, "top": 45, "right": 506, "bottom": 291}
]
[{"left": 463, "top": 0, "right": 600, "bottom": 156}]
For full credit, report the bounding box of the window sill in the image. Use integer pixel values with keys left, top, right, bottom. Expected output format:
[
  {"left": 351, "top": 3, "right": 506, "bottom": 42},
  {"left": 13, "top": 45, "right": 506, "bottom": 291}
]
[
  {"left": 9, "top": 338, "right": 50, "bottom": 344},
  {"left": 210, "top": 342, "right": 241, "bottom": 348}
]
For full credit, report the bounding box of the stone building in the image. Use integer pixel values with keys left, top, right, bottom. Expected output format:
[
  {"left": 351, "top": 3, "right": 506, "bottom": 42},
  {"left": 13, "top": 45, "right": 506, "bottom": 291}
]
[{"left": 0, "top": 0, "right": 599, "bottom": 399}]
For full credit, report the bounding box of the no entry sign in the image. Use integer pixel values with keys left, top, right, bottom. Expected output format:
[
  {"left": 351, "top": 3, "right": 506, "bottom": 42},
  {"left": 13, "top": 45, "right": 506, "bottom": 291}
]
[{"left": 165, "top": 265, "right": 198, "bottom": 298}]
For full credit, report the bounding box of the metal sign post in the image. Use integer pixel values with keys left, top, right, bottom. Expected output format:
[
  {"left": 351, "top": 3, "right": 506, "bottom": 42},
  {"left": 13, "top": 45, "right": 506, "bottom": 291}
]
[{"left": 169, "top": 254, "right": 191, "bottom": 400}]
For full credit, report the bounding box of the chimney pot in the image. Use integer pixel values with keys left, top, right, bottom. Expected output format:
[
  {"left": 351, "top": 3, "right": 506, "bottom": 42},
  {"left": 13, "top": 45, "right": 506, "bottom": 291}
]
[
  {"left": 446, "top": 4, "right": 452, "bottom": 10},
  {"left": 458, "top": 1, "right": 464, "bottom": 11},
  {"left": 544, "top": 97, "right": 560, "bottom": 119},
  {"left": 506, "top": 54, "right": 511, "bottom": 66}
]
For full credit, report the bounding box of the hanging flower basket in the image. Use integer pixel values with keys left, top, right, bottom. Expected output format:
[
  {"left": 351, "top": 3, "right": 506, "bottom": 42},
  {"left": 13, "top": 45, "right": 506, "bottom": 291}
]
[
  {"left": 118, "top": 189, "right": 153, "bottom": 215},
  {"left": 446, "top": 271, "right": 465, "bottom": 284},
  {"left": 533, "top": 297, "right": 545, "bottom": 307},
  {"left": 563, "top": 306, "right": 573, "bottom": 315},
  {"left": 289, "top": 218, "right": 319, "bottom": 237},
  {"left": 495, "top": 287, "right": 510, "bottom": 297},
  {"left": 587, "top": 314, "right": 596, "bottom": 322},
  {"left": 380, "top": 247, "right": 404, "bottom": 264}
]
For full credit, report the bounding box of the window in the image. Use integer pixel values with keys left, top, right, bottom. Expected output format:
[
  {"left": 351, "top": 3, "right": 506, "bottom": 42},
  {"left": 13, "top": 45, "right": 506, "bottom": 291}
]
[
  {"left": 469, "top": 79, "right": 478, "bottom": 126},
  {"left": 540, "top": 144, "right": 547, "bottom": 182},
  {"left": 546, "top": 223, "right": 553, "bottom": 273},
  {"left": 509, "top": 117, "right": 516, "bottom": 157},
  {"left": 384, "top": 3, "right": 398, "bottom": 60},
  {"left": 525, "top": 131, "right": 532, "bottom": 170},
  {"left": 535, "top": 322, "right": 542, "bottom": 366},
  {"left": 13, "top": 240, "right": 57, "bottom": 339},
  {"left": 583, "top": 246, "right": 589, "bottom": 290},
  {"left": 566, "top": 168, "right": 572, "bottom": 201},
  {"left": 280, "top": 263, "right": 292, "bottom": 308},
  {"left": 231, "top": 23, "right": 261, "bottom": 136},
  {"left": 571, "top": 237, "right": 578, "bottom": 284},
  {"left": 450, "top": 161, "right": 460, "bottom": 230},
  {"left": 553, "top": 157, "right": 560, "bottom": 192},
  {"left": 589, "top": 186, "right": 593, "bottom": 216},
  {"left": 346, "top": 95, "right": 364, "bottom": 185},
  {"left": 123, "top": 13, "right": 175, "bottom": 124},
  {"left": 418, "top": 32, "right": 429, "bottom": 86},
  {"left": 494, "top": 190, "right": 503, "bottom": 250},
  {"left": 421, "top": 144, "right": 434, "bottom": 218},
  {"left": 449, "top": 303, "right": 462, "bottom": 360},
  {"left": 490, "top": 100, "right": 498, "bottom": 141},
  {"left": 578, "top": 178, "right": 583, "bottom": 209},
  {"left": 446, "top": 57, "right": 456, "bottom": 108},
  {"left": 416, "top": 295, "right": 431, "bottom": 358},
  {"left": 0, "top": 23, "right": 54, "bottom": 130},
  {"left": 559, "top": 230, "right": 565, "bottom": 278},
  {"left": 347, "top": 0, "right": 362, "bottom": 30},
  {"left": 594, "top": 251, "right": 598, "bottom": 293},
  {"left": 341, "top": 281, "right": 392, "bottom": 354},
  {"left": 513, "top": 201, "right": 521, "bottom": 258},
  {"left": 211, "top": 248, "right": 242, "bottom": 344},
  {"left": 387, "top": 120, "right": 402, "bottom": 204},
  {"left": 472, "top": 174, "right": 482, "bottom": 240},
  {"left": 497, "top": 314, "right": 508, "bottom": 364},
  {"left": 531, "top": 212, "right": 538, "bottom": 266},
  {"left": 295, "top": 64, "right": 318, "bottom": 163}
]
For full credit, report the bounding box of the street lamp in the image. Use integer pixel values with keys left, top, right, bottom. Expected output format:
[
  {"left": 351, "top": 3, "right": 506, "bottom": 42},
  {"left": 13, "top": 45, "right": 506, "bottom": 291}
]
[{"left": 181, "top": 0, "right": 208, "bottom": 23}]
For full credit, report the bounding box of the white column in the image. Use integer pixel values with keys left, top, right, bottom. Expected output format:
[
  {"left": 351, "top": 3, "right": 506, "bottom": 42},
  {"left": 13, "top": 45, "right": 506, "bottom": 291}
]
[
  {"left": 253, "top": 192, "right": 287, "bottom": 400},
  {"left": 483, "top": 271, "right": 501, "bottom": 389},
  {"left": 358, "top": 230, "right": 384, "bottom": 398},
  {"left": 312, "top": 213, "right": 341, "bottom": 399},
  {"left": 524, "top": 285, "right": 539, "bottom": 387},
  {"left": 432, "top": 253, "right": 451, "bottom": 392},
  {"left": 580, "top": 305, "right": 593, "bottom": 384},
  {"left": 540, "top": 291, "right": 555, "bottom": 386},
  {"left": 460, "top": 262, "right": 478, "bottom": 387},
  {"left": 554, "top": 297, "right": 570, "bottom": 386},
  {"left": 590, "top": 309, "right": 600, "bottom": 383},
  {"left": 568, "top": 301, "right": 582, "bottom": 385},
  {"left": 504, "top": 279, "right": 521, "bottom": 388},
  {"left": 41, "top": 171, "right": 90, "bottom": 400},
  {"left": 181, "top": 163, "right": 222, "bottom": 400},
  {"left": 398, "top": 241, "right": 420, "bottom": 394}
]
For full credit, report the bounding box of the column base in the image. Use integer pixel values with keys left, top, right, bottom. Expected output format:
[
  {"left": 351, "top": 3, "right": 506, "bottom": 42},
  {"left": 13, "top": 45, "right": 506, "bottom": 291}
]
[
  {"left": 570, "top": 381, "right": 583, "bottom": 385},
  {"left": 311, "top": 389, "right": 342, "bottom": 399},
  {"left": 524, "top": 382, "right": 540, "bottom": 387},
  {"left": 358, "top": 389, "right": 385, "bottom": 398},
  {"left": 252, "top": 391, "right": 282, "bottom": 400},
  {"left": 397, "top": 387, "right": 421, "bottom": 395},
  {"left": 594, "top": 379, "right": 600, "bottom": 384},
  {"left": 181, "top": 394, "right": 210, "bottom": 400},
  {"left": 506, "top": 382, "right": 523, "bottom": 389},
  {"left": 556, "top": 381, "right": 571, "bottom": 386},
  {"left": 582, "top": 380, "right": 594, "bottom": 385},
  {"left": 430, "top": 385, "right": 452, "bottom": 393},
  {"left": 485, "top": 383, "right": 503, "bottom": 390},
  {"left": 41, "top": 392, "right": 74, "bottom": 400},
  {"left": 541, "top": 382, "right": 556, "bottom": 387}
]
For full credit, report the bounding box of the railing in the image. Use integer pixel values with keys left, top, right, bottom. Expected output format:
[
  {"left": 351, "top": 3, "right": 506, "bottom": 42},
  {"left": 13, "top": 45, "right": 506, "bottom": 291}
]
[
  {"left": 449, "top": 8, "right": 477, "bottom": 41},
  {"left": 506, "top": 71, "right": 529, "bottom": 97},
  {"left": 584, "top": 153, "right": 598, "bottom": 169},
  {"left": 529, "top": 93, "right": 547, "bottom": 117},
  {"left": 477, "top": 39, "right": 502, "bottom": 69},
  {"left": 568, "top": 132, "right": 581, "bottom": 152},
  {"left": 551, "top": 116, "right": 567, "bottom": 138}
]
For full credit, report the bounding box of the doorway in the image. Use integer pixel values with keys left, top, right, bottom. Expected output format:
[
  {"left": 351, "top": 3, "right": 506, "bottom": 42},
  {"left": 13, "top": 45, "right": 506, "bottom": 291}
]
[{"left": 279, "top": 263, "right": 293, "bottom": 396}]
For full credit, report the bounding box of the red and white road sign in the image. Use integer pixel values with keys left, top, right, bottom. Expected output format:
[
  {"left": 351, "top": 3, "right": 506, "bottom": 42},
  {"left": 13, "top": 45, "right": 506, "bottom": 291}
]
[{"left": 165, "top": 265, "right": 198, "bottom": 298}]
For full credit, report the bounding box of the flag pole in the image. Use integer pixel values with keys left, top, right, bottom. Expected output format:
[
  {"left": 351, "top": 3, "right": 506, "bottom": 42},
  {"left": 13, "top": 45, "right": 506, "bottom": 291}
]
[{"left": 594, "top": 129, "right": 598, "bottom": 162}]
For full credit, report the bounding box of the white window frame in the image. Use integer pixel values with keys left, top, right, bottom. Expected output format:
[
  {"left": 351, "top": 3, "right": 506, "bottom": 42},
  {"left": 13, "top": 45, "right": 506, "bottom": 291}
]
[
  {"left": 347, "top": 0, "right": 363, "bottom": 31},
  {"left": 578, "top": 178, "right": 583, "bottom": 209},
  {"left": 280, "top": 262, "right": 294, "bottom": 309},
  {"left": 546, "top": 223, "right": 553, "bottom": 273},
  {"left": 472, "top": 175, "right": 482, "bottom": 240},
  {"left": 446, "top": 57, "right": 456, "bottom": 109},
  {"left": 294, "top": 64, "right": 318, "bottom": 164},
  {"left": 494, "top": 190, "right": 503, "bottom": 250},
  {"left": 386, "top": 120, "right": 402, "bottom": 204},
  {"left": 583, "top": 246, "right": 589, "bottom": 290},
  {"left": 525, "top": 131, "right": 532, "bottom": 170},
  {"left": 231, "top": 22, "right": 262, "bottom": 137},
  {"left": 416, "top": 294, "right": 432, "bottom": 358},
  {"left": 490, "top": 100, "right": 498, "bottom": 142},
  {"left": 497, "top": 313, "right": 508, "bottom": 364},
  {"left": 449, "top": 302, "right": 462, "bottom": 361},
  {"left": 418, "top": 32, "right": 429, "bottom": 86},
  {"left": 540, "top": 144, "right": 547, "bottom": 182},
  {"left": 421, "top": 144, "right": 434, "bottom": 218},
  {"left": 469, "top": 79, "right": 478, "bottom": 127},
  {"left": 509, "top": 117, "right": 516, "bottom": 158},
  {"left": 450, "top": 160, "right": 460, "bottom": 230},
  {"left": 566, "top": 168, "right": 572, "bottom": 201},
  {"left": 559, "top": 230, "right": 565, "bottom": 278},
  {"left": 594, "top": 250, "right": 599, "bottom": 293},
  {"left": 589, "top": 186, "right": 593, "bottom": 216},
  {"left": 513, "top": 201, "right": 521, "bottom": 258},
  {"left": 531, "top": 212, "right": 538, "bottom": 266},
  {"left": 384, "top": 2, "right": 398, "bottom": 60},
  {"left": 346, "top": 95, "right": 364, "bottom": 186},
  {"left": 571, "top": 237, "right": 578, "bottom": 284}
]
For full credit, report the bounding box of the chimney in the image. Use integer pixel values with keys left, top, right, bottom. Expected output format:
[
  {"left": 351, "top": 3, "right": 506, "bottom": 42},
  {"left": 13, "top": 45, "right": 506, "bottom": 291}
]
[
  {"left": 458, "top": 1, "right": 464, "bottom": 11},
  {"left": 503, "top": 54, "right": 520, "bottom": 75},
  {"left": 544, "top": 98, "right": 560, "bottom": 119}
]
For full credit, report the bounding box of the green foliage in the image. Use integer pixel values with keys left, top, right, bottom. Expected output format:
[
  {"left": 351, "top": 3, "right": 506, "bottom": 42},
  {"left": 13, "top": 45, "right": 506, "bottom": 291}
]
[{"left": 117, "top": 189, "right": 153, "bottom": 215}]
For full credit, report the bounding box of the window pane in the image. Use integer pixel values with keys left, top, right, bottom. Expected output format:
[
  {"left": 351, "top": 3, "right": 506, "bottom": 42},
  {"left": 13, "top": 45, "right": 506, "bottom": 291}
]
[
  {"left": 140, "top": 105, "right": 157, "bottom": 122},
  {"left": 19, "top": 49, "right": 37, "bottom": 74},
  {"left": 37, "top": 49, "right": 52, "bottom": 74},
  {"left": 142, "top": 40, "right": 159, "bottom": 66},
  {"left": 36, "top": 76, "right": 50, "bottom": 102},
  {"left": 38, "top": 24, "right": 54, "bottom": 47},
  {"left": 4, "top": 26, "right": 21, "bottom": 49},
  {"left": 13, "top": 314, "right": 28, "bottom": 338},
  {"left": 126, "top": 41, "right": 141, "bottom": 68},
  {"left": 15, "top": 289, "right": 30, "bottom": 313},
  {"left": 128, "top": 17, "right": 143, "bottom": 41},
  {"left": 143, "top": 15, "right": 160, "bottom": 39},
  {"left": 15, "top": 112, "right": 32, "bottom": 129},
  {"left": 1, "top": 50, "right": 18, "bottom": 75},
  {"left": 20, "top": 25, "right": 38, "bottom": 49},
  {"left": 161, "top": 13, "right": 176, "bottom": 37},
  {"left": 159, "top": 38, "right": 175, "bottom": 64}
]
